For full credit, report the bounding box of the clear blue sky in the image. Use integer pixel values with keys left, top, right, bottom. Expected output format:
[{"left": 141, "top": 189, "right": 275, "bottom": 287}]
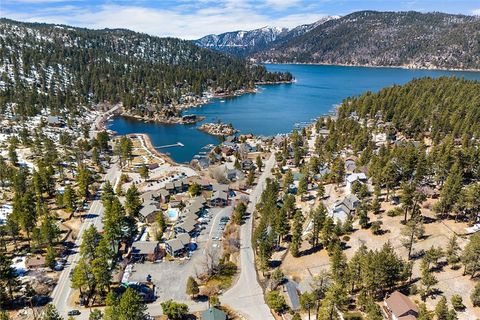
[{"left": 1, "top": 0, "right": 479, "bottom": 39}]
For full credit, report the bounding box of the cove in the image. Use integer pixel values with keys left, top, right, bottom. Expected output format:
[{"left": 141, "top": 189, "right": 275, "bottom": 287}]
[{"left": 109, "top": 64, "right": 480, "bottom": 163}]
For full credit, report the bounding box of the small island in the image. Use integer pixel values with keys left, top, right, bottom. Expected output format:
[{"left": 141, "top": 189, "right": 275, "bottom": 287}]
[{"left": 198, "top": 122, "right": 238, "bottom": 136}]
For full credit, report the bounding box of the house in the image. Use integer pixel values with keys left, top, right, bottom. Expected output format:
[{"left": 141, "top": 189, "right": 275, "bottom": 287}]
[
  {"left": 345, "top": 158, "right": 357, "bottom": 173},
  {"left": 239, "top": 143, "right": 256, "bottom": 154},
  {"left": 331, "top": 194, "right": 360, "bottom": 223},
  {"left": 158, "top": 189, "right": 170, "bottom": 203},
  {"left": 241, "top": 159, "right": 254, "bottom": 171},
  {"left": 201, "top": 307, "right": 227, "bottom": 320},
  {"left": 165, "top": 182, "right": 175, "bottom": 194},
  {"left": 221, "top": 147, "right": 234, "bottom": 158},
  {"left": 26, "top": 255, "right": 46, "bottom": 269},
  {"left": 46, "top": 115, "right": 63, "bottom": 127},
  {"left": 184, "top": 197, "right": 205, "bottom": 216},
  {"left": 383, "top": 291, "right": 418, "bottom": 320},
  {"left": 318, "top": 129, "right": 330, "bottom": 137},
  {"left": 131, "top": 241, "right": 161, "bottom": 262},
  {"left": 212, "top": 184, "right": 229, "bottom": 192},
  {"left": 210, "top": 190, "right": 228, "bottom": 207},
  {"left": 165, "top": 233, "right": 191, "bottom": 257},
  {"left": 139, "top": 203, "right": 158, "bottom": 223},
  {"left": 345, "top": 173, "right": 367, "bottom": 194},
  {"left": 165, "top": 238, "right": 184, "bottom": 257},
  {"left": 174, "top": 217, "right": 197, "bottom": 234},
  {"left": 226, "top": 168, "right": 243, "bottom": 181}
]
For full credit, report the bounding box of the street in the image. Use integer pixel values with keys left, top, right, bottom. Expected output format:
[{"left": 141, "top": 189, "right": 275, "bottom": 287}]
[
  {"left": 221, "top": 154, "right": 275, "bottom": 320},
  {"left": 50, "top": 162, "right": 121, "bottom": 319}
]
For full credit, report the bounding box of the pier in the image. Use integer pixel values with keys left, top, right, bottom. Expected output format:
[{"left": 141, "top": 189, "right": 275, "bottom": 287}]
[{"left": 155, "top": 142, "right": 184, "bottom": 149}]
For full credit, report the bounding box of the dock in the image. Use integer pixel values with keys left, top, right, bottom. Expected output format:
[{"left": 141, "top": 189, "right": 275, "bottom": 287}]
[{"left": 155, "top": 142, "right": 184, "bottom": 149}]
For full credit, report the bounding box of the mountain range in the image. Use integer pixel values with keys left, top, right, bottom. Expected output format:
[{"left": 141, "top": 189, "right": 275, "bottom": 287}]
[
  {"left": 195, "top": 16, "right": 337, "bottom": 58},
  {"left": 196, "top": 11, "right": 480, "bottom": 70}
]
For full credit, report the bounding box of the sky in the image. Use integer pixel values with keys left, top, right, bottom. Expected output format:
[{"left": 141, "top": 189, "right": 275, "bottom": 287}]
[{"left": 1, "top": 0, "right": 479, "bottom": 39}]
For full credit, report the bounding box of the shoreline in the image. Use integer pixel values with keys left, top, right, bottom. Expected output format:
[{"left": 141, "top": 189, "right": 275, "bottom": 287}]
[
  {"left": 127, "top": 133, "right": 177, "bottom": 165},
  {"left": 262, "top": 61, "right": 480, "bottom": 73}
]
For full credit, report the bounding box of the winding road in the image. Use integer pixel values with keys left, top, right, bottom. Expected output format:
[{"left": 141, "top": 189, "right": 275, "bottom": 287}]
[{"left": 221, "top": 154, "right": 275, "bottom": 320}]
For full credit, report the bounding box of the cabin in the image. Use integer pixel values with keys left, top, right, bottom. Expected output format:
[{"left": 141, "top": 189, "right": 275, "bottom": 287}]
[
  {"left": 46, "top": 116, "right": 63, "bottom": 127},
  {"left": 383, "top": 291, "right": 418, "bottom": 320}
]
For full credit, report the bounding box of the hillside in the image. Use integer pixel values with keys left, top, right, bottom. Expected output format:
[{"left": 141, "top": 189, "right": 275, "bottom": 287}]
[
  {"left": 195, "top": 17, "right": 337, "bottom": 57},
  {"left": 253, "top": 11, "right": 480, "bottom": 70},
  {"left": 338, "top": 77, "right": 480, "bottom": 141},
  {"left": 0, "top": 19, "right": 291, "bottom": 119}
]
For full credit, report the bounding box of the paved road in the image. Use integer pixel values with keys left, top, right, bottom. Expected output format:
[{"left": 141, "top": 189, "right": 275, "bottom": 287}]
[
  {"left": 221, "top": 154, "right": 275, "bottom": 320},
  {"left": 51, "top": 162, "right": 120, "bottom": 319}
]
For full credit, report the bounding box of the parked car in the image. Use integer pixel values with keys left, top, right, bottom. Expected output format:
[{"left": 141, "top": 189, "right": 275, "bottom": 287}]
[{"left": 67, "top": 310, "right": 81, "bottom": 316}]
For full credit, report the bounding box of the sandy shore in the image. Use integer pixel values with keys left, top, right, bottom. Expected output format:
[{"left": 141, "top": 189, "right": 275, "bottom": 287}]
[{"left": 127, "top": 133, "right": 177, "bottom": 165}]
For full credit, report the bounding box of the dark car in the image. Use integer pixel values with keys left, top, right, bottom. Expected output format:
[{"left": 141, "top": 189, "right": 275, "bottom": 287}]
[{"left": 67, "top": 310, "right": 81, "bottom": 316}]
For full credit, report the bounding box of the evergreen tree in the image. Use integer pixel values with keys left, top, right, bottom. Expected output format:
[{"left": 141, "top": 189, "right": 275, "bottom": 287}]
[{"left": 186, "top": 276, "right": 199, "bottom": 298}]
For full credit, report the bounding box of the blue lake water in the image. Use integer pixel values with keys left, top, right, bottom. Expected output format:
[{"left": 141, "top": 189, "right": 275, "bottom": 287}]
[{"left": 109, "top": 64, "right": 480, "bottom": 163}]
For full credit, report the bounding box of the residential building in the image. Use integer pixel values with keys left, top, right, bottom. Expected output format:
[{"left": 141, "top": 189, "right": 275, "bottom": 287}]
[
  {"left": 165, "top": 233, "right": 191, "bottom": 257},
  {"left": 139, "top": 203, "right": 158, "bottom": 223},
  {"left": 383, "top": 291, "right": 418, "bottom": 320},
  {"left": 210, "top": 190, "right": 228, "bottom": 207},
  {"left": 131, "top": 241, "right": 161, "bottom": 262},
  {"left": 330, "top": 194, "right": 360, "bottom": 223},
  {"left": 345, "top": 172, "right": 368, "bottom": 194}
]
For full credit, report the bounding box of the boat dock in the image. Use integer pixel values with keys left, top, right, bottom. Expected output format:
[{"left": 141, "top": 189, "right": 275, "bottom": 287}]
[{"left": 155, "top": 142, "right": 184, "bottom": 149}]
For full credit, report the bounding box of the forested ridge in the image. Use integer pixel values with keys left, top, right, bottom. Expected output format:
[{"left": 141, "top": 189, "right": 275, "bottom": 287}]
[
  {"left": 338, "top": 77, "right": 480, "bottom": 141},
  {"left": 0, "top": 18, "right": 292, "bottom": 118},
  {"left": 253, "top": 11, "right": 480, "bottom": 70}
]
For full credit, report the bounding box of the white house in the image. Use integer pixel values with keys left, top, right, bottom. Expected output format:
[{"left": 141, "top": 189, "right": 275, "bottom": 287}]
[
  {"left": 345, "top": 173, "right": 367, "bottom": 194},
  {"left": 330, "top": 194, "right": 360, "bottom": 223}
]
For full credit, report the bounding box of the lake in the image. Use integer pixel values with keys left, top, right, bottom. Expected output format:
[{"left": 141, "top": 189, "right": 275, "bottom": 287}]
[{"left": 109, "top": 64, "right": 480, "bottom": 163}]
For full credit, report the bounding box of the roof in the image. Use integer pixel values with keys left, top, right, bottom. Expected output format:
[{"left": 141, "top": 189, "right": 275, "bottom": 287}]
[
  {"left": 132, "top": 241, "right": 159, "bottom": 255},
  {"left": 385, "top": 291, "right": 418, "bottom": 319},
  {"left": 284, "top": 280, "right": 300, "bottom": 311},
  {"left": 173, "top": 180, "right": 183, "bottom": 188},
  {"left": 176, "top": 233, "right": 191, "bottom": 246},
  {"left": 166, "top": 239, "right": 184, "bottom": 252},
  {"left": 26, "top": 255, "right": 46, "bottom": 268},
  {"left": 165, "top": 182, "right": 174, "bottom": 190},
  {"left": 46, "top": 115, "right": 61, "bottom": 124},
  {"left": 334, "top": 194, "right": 359, "bottom": 212},
  {"left": 346, "top": 173, "right": 367, "bottom": 183},
  {"left": 211, "top": 190, "right": 228, "bottom": 201},
  {"left": 158, "top": 189, "right": 170, "bottom": 197},
  {"left": 139, "top": 203, "right": 158, "bottom": 218},
  {"left": 176, "top": 219, "right": 197, "bottom": 233},
  {"left": 212, "top": 184, "right": 229, "bottom": 192},
  {"left": 201, "top": 307, "right": 227, "bottom": 320}
]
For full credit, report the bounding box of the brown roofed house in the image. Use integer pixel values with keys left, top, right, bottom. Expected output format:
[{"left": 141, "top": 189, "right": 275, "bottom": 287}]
[{"left": 384, "top": 291, "right": 418, "bottom": 320}]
